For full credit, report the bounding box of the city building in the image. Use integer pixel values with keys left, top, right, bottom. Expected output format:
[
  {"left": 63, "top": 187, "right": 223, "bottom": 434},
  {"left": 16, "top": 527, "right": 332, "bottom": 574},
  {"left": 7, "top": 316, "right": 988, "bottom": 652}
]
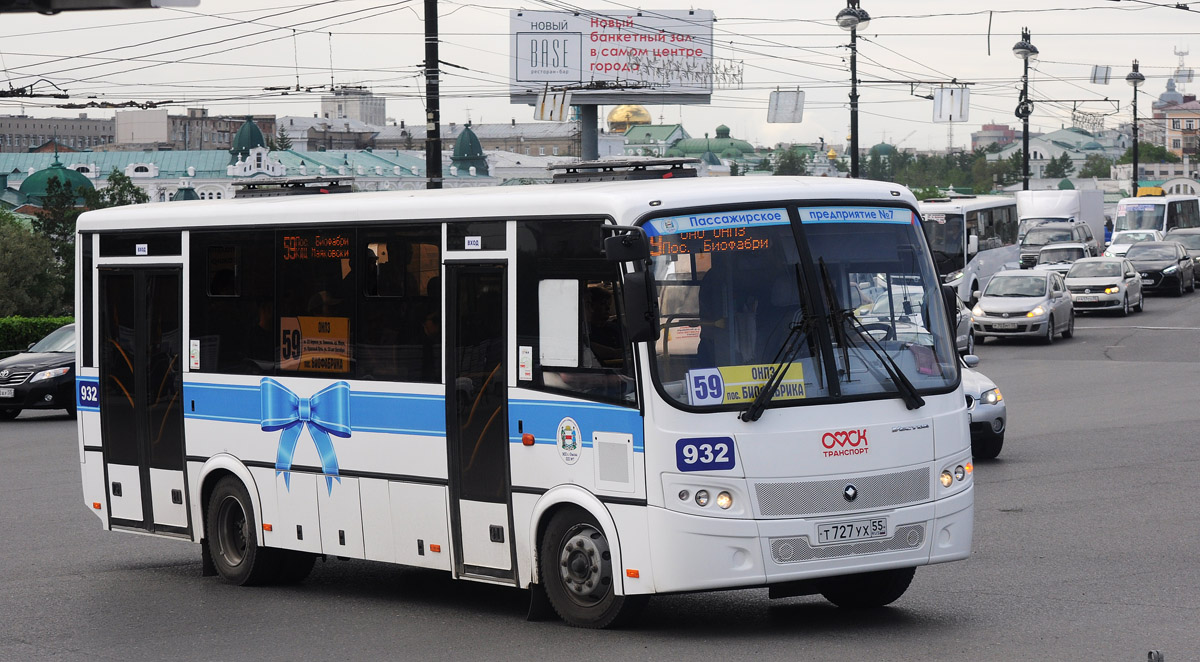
[
  {"left": 320, "top": 88, "right": 386, "bottom": 126},
  {"left": 1160, "top": 99, "right": 1200, "bottom": 157},
  {"left": 971, "top": 123, "right": 1020, "bottom": 151},
  {"left": 110, "top": 108, "right": 277, "bottom": 151},
  {"left": 0, "top": 113, "right": 114, "bottom": 153}
]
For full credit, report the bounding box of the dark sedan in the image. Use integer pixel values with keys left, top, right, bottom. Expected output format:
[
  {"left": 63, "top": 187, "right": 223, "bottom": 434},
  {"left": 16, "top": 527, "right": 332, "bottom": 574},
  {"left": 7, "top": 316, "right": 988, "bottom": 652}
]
[
  {"left": 0, "top": 324, "right": 76, "bottom": 420},
  {"left": 1163, "top": 228, "right": 1200, "bottom": 271},
  {"left": 1126, "top": 241, "right": 1196, "bottom": 296}
]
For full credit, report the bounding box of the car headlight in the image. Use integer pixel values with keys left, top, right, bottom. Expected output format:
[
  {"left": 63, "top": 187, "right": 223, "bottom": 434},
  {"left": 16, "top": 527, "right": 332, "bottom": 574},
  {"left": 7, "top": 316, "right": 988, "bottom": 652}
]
[
  {"left": 981, "top": 387, "right": 1002, "bottom": 405},
  {"left": 1102, "top": 250, "right": 1113, "bottom": 257},
  {"left": 972, "top": 305, "right": 984, "bottom": 317},
  {"left": 31, "top": 366, "right": 70, "bottom": 383},
  {"left": 945, "top": 270, "right": 964, "bottom": 284},
  {"left": 1104, "top": 286, "right": 1120, "bottom": 295},
  {"left": 1164, "top": 265, "right": 1178, "bottom": 274},
  {"left": 1026, "top": 305, "right": 1046, "bottom": 317}
]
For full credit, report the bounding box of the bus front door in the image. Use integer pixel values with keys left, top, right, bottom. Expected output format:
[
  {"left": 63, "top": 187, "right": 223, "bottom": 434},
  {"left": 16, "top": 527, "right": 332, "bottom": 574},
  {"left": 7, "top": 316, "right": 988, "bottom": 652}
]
[
  {"left": 446, "top": 262, "right": 516, "bottom": 581},
  {"left": 98, "top": 268, "right": 189, "bottom": 535}
]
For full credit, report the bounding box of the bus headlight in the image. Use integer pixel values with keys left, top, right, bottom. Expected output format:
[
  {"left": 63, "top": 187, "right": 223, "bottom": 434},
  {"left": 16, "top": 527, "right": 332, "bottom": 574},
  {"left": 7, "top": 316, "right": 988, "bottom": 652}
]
[
  {"left": 716, "top": 491, "right": 733, "bottom": 509},
  {"left": 954, "top": 465, "right": 966, "bottom": 481},
  {"left": 940, "top": 470, "right": 954, "bottom": 488},
  {"left": 694, "top": 490, "right": 710, "bottom": 507}
]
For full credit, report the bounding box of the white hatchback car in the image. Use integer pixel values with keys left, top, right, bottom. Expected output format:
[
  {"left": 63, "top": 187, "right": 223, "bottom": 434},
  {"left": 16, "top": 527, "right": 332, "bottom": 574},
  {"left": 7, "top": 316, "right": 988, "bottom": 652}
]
[{"left": 962, "top": 356, "right": 1005, "bottom": 460}]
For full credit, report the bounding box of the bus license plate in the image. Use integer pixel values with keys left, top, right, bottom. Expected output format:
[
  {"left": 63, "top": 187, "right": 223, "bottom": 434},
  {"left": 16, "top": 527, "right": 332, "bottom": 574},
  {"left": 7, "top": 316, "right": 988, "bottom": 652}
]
[
  {"left": 1076, "top": 295, "right": 1098, "bottom": 302},
  {"left": 816, "top": 517, "right": 887, "bottom": 545},
  {"left": 992, "top": 322, "right": 1017, "bottom": 330},
  {"left": 0, "top": 388, "right": 13, "bottom": 398}
]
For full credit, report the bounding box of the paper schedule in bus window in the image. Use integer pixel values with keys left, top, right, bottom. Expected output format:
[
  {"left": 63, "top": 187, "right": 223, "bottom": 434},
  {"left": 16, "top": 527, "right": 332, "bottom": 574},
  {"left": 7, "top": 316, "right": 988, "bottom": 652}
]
[{"left": 280, "top": 316, "right": 350, "bottom": 373}]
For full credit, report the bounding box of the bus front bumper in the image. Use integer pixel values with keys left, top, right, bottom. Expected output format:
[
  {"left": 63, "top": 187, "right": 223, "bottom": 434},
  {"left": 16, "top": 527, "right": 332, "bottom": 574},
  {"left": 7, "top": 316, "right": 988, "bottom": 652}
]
[{"left": 644, "top": 485, "right": 973, "bottom": 594}]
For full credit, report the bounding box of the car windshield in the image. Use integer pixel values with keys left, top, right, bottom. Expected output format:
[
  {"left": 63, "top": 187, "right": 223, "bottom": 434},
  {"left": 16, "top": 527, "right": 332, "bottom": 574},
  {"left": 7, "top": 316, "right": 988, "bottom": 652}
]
[
  {"left": 1038, "top": 247, "right": 1084, "bottom": 264},
  {"left": 1126, "top": 244, "right": 1175, "bottom": 260},
  {"left": 1114, "top": 231, "right": 1157, "bottom": 244},
  {"left": 29, "top": 325, "right": 75, "bottom": 352},
  {"left": 984, "top": 275, "right": 1047, "bottom": 297},
  {"left": 647, "top": 205, "right": 957, "bottom": 411},
  {"left": 1022, "top": 228, "right": 1073, "bottom": 246},
  {"left": 1067, "top": 261, "right": 1122, "bottom": 278},
  {"left": 1165, "top": 233, "right": 1200, "bottom": 250},
  {"left": 1115, "top": 203, "right": 1165, "bottom": 232}
]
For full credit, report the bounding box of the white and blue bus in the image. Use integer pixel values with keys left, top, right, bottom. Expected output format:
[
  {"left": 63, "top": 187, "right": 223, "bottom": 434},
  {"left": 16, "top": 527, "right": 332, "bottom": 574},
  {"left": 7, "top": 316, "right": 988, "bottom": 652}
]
[
  {"left": 74, "top": 177, "right": 973, "bottom": 628},
  {"left": 918, "top": 195, "right": 1019, "bottom": 303}
]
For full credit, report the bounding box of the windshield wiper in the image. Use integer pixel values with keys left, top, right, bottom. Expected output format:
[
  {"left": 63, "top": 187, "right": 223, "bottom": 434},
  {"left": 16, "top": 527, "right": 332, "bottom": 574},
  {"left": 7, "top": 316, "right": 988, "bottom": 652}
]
[
  {"left": 817, "top": 259, "right": 925, "bottom": 411},
  {"left": 739, "top": 314, "right": 814, "bottom": 422}
]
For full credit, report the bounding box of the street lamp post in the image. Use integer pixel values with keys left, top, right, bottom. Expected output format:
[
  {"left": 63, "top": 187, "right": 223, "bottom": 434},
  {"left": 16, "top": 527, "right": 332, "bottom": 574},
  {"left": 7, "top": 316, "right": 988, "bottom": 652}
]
[
  {"left": 1127, "top": 60, "right": 1146, "bottom": 196},
  {"left": 1012, "top": 28, "right": 1038, "bottom": 191},
  {"left": 837, "top": 1, "right": 869, "bottom": 179}
]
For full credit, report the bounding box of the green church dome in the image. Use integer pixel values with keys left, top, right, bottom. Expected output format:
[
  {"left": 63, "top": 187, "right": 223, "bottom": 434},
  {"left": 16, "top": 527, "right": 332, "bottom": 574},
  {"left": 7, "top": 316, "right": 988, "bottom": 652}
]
[
  {"left": 230, "top": 117, "right": 266, "bottom": 165},
  {"left": 18, "top": 156, "right": 94, "bottom": 205},
  {"left": 450, "top": 125, "right": 489, "bottom": 176}
]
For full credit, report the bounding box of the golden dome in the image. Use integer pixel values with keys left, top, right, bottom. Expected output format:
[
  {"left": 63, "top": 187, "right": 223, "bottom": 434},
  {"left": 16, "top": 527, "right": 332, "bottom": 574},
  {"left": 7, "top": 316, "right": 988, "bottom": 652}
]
[
  {"left": 827, "top": 148, "right": 838, "bottom": 159},
  {"left": 607, "top": 105, "right": 653, "bottom": 133}
]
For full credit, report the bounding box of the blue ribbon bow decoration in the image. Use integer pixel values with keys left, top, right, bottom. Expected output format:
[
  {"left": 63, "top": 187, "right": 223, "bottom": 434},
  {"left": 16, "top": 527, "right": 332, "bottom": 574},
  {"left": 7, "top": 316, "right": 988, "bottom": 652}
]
[{"left": 260, "top": 378, "right": 351, "bottom": 494}]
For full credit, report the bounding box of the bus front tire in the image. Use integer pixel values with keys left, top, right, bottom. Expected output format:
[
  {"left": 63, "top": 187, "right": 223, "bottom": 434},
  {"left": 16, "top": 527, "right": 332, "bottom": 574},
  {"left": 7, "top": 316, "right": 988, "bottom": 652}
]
[
  {"left": 538, "top": 508, "right": 646, "bottom": 628},
  {"left": 820, "top": 567, "right": 916, "bottom": 608},
  {"left": 206, "top": 476, "right": 277, "bottom": 586}
]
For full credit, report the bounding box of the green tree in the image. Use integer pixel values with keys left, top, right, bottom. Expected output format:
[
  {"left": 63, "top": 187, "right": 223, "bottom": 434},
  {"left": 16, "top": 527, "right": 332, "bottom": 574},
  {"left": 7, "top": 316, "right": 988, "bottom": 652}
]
[
  {"left": 773, "top": 148, "right": 807, "bottom": 175},
  {"left": 729, "top": 161, "right": 740, "bottom": 177},
  {"left": 0, "top": 210, "right": 63, "bottom": 316},
  {"left": 1078, "top": 154, "right": 1114, "bottom": 178},
  {"left": 267, "top": 125, "right": 293, "bottom": 151},
  {"left": 1044, "top": 153, "right": 1076, "bottom": 179},
  {"left": 1117, "top": 142, "right": 1180, "bottom": 164},
  {"left": 84, "top": 169, "right": 150, "bottom": 208},
  {"left": 31, "top": 177, "right": 80, "bottom": 312}
]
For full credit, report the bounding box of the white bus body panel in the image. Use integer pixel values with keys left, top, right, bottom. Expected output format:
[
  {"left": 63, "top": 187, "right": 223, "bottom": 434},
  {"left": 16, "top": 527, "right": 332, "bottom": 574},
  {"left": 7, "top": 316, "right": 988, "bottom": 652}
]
[
  {"left": 318, "top": 476, "right": 364, "bottom": 558},
  {"left": 82, "top": 450, "right": 107, "bottom": 526},
  {"left": 149, "top": 468, "right": 188, "bottom": 528},
  {"left": 458, "top": 500, "right": 511, "bottom": 571},
  {"left": 387, "top": 482, "right": 452, "bottom": 570},
  {"left": 273, "top": 471, "right": 323, "bottom": 554},
  {"left": 106, "top": 464, "right": 143, "bottom": 522}
]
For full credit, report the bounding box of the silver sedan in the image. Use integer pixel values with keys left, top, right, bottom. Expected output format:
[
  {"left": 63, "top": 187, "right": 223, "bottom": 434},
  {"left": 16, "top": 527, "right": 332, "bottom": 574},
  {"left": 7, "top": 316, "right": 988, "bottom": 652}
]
[
  {"left": 1064, "top": 257, "right": 1144, "bottom": 316},
  {"left": 971, "top": 269, "right": 1075, "bottom": 344}
]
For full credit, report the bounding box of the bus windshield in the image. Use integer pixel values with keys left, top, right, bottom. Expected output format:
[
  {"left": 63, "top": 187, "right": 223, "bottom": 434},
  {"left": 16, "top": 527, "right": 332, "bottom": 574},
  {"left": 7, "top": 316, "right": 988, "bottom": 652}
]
[
  {"left": 1116, "top": 203, "right": 1165, "bottom": 231},
  {"left": 647, "top": 206, "right": 957, "bottom": 411},
  {"left": 920, "top": 213, "right": 965, "bottom": 276}
]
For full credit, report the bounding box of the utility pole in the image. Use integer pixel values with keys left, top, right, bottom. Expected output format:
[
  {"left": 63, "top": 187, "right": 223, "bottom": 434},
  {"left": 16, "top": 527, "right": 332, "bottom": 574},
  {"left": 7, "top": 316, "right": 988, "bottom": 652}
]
[{"left": 424, "top": 0, "right": 443, "bottom": 189}]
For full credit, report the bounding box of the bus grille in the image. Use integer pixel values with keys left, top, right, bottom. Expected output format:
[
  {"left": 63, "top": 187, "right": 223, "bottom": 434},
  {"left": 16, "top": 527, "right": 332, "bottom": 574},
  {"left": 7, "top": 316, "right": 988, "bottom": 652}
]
[
  {"left": 770, "top": 524, "right": 925, "bottom": 563},
  {"left": 754, "top": 467, "right": 930, "bottom": 517}
]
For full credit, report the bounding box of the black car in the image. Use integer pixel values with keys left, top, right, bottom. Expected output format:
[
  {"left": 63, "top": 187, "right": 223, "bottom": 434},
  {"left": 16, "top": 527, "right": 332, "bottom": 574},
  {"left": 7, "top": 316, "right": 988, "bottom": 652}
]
[
  {"left": 1126, "top": 241, "right": 1196, "bottom": 296},
  {"left": 0, "top": 324, "right": 76, "bottom": 420},
  {"left": 1163, "top": 227, "right": 1200, "bottom": 271}
]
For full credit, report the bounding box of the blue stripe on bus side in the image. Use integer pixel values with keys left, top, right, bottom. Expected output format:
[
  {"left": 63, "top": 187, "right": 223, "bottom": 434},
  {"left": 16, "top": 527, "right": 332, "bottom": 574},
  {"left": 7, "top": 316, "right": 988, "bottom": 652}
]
[
  {"left": 183, "top": 382, "right": 447, "bottom": 436},
  {"left": 508, "top": 399, "right": 644, "bottom": 453}
]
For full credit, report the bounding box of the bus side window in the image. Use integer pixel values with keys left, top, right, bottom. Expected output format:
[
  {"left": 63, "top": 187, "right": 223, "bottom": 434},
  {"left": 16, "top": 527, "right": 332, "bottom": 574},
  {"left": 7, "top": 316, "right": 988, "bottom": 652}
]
[
  {"left": 276, "top": 228, "right": 355, "bottom": 376},
  {"left": 516, "top": 220, "right": 636, "bottom": 406},
  {"left": 189, "top": 231, "right": 275, "bottom": 375},
  {"left": 359, "top": 226, "right": 441, "bottom": 382}
]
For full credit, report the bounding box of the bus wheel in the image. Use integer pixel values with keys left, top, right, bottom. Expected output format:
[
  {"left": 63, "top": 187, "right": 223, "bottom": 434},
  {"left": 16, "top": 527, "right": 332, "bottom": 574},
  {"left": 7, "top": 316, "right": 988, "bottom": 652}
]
[
  {"left": 820, "top": 567, "right": 916, "bottom": 608},
  {"left": 539, "top": 508, "right": 646, "bottom": 628},
  {"left": 206, "top": 476, "right": 277, "bottom": 586}
]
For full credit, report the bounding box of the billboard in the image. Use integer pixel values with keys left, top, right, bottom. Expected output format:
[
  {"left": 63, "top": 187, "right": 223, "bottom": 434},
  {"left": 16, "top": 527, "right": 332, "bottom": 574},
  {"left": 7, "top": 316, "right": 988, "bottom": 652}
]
[{"left": 509, "top": 9, "right": 715, "bottom": 105}]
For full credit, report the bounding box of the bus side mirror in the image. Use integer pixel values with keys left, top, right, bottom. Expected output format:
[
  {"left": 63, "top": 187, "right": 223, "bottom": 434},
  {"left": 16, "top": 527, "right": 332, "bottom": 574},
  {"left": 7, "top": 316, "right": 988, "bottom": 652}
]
[
  {"left": 619, "top": 270, "right": 660, "bottom": 344},
  {"left": 941, "top": 284, "right": 960, "bottom": 331},
  {"left": 967, "top": 235, "right": 979, "bottom": 255},
  {"left": 604, "top": 233, "right": 650, "bottom": 262}
]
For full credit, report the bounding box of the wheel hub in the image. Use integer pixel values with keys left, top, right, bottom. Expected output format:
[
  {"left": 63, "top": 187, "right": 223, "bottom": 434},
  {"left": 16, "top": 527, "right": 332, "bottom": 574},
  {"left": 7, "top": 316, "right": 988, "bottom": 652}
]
[{"left": 558, "top": 526, "right": 611, "bottom": 605}]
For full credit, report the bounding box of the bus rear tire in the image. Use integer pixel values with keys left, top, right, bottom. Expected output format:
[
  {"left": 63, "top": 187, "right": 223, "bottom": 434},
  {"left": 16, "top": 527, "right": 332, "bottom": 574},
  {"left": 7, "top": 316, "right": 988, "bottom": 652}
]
[
  {"left": 206, "top": 476, "right": 278, "bottom": 586},
  {"left": 820, "top": 567, "right": 916, "bottom": 609},
  {"left": 538, "top": 508, "right": 647, "bottom": 628}
]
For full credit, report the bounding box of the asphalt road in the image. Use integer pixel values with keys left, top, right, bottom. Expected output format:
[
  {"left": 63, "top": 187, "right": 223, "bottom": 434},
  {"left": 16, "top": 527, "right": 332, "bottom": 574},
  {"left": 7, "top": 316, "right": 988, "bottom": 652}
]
[{"left": 2, "top": 293, "right": 1199, "bottom": 662}]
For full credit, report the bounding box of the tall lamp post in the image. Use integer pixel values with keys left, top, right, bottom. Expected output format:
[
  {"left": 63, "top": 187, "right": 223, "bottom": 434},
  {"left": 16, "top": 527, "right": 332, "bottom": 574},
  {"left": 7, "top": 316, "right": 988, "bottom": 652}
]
[
  {"left": 1127, "top": 60, "right": 1146, "bottom": 196},
  {"left": 1013, "top": 29, "right": 1038, "bottom": 191},
  {"left": 837, "top": 0, "right": 869, "bottom": 178}
]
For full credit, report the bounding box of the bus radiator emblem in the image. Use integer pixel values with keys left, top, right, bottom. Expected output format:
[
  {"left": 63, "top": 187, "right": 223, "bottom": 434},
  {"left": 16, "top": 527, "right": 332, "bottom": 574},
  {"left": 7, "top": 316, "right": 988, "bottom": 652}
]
[{"left": 843, "top": 485, "right": 858, "bottom": 502}]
